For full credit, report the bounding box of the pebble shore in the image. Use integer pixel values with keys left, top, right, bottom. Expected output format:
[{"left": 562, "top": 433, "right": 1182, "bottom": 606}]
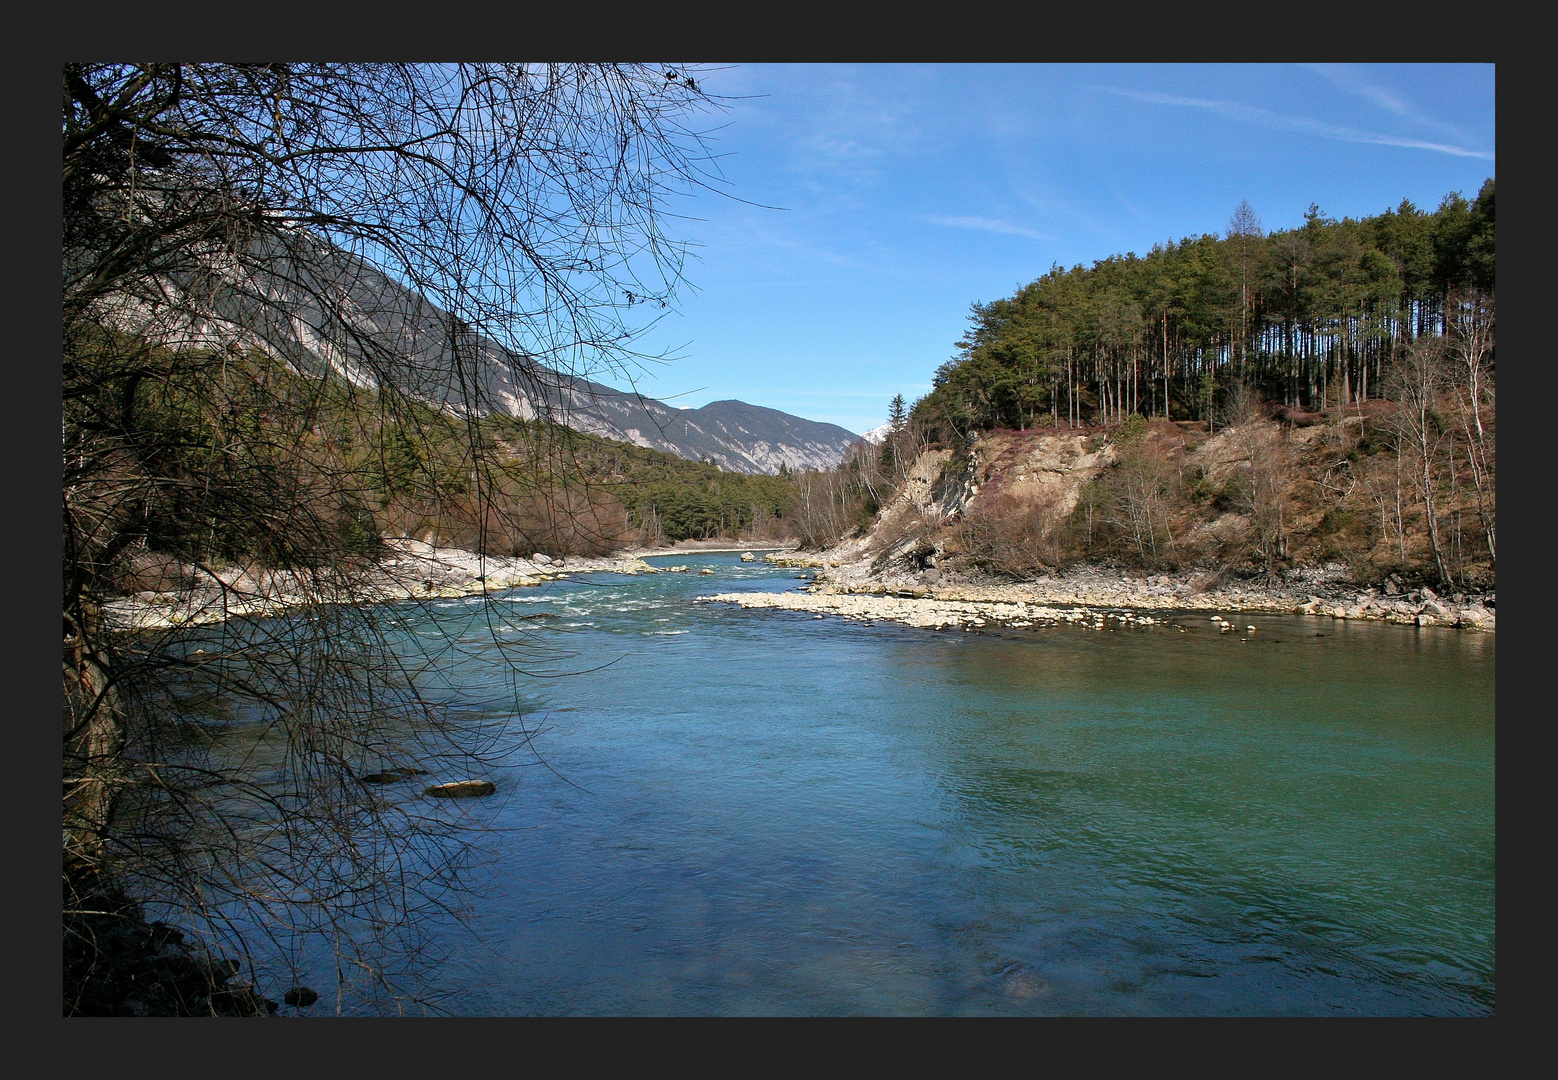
[
  {"left": 699, "top": 554, "right": 1494, "bottom": 633},
  {"left": 698, "top": 588, "right": 1173, "bottom": 632},
  {"left": 102, "top": 539, "right": 676, "bottom": 631}
]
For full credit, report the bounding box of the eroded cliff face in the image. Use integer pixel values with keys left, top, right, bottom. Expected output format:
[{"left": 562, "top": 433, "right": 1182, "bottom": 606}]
[
  {"left": 889, "top": 430, "right": 1117, "bottom": 528},
  {"left": 828, "top": 417, "right": 1345, "bottom": 583},
  {"left": 820, "top": 428, "right": 1117, "bottom": 575},
  {"left": 847, "top": 419, "right": 1363, "bottom": 576},
  {"left": 955, "top": 429, "right": 1119, "bottom": 525}
]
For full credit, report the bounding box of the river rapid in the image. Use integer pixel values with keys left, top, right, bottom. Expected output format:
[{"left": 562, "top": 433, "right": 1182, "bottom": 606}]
[{"left": 243, "top": 552, "right": 1498, "bottom": 1015}]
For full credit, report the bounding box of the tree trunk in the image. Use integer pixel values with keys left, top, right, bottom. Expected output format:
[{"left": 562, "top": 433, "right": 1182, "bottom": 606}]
[{"left": 64, "top": 607, "right": 126, "bottom": 870}]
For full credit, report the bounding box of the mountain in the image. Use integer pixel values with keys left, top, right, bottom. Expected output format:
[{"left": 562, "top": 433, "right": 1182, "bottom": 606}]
[
  {"left": 106, "top": 236, "right": 860, "bottom": 475},
  {"left": 474, "top": 375, "right": 862, "bottom": 474},
  {"left": 625, "top": 398, "right": 863, "bottom": 474},
  {"left": 859, "top": 423, "right": 892, "bottom": 445}
]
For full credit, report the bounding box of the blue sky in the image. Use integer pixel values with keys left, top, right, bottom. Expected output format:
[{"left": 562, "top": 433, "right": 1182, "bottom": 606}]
[{"left": 598, "top": 63, "right": 1495, "bottom": 437}]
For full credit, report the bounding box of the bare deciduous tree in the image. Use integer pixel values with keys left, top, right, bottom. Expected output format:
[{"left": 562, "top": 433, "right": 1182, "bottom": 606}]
[
  {"left": 1220, "top": 381, "right": 1290, "bottom": 573},
  {"left": 1385, "top": 338, "right": 1455, "bottom": 585},
  {"left": 1445, "top": 290, "right": 1495, "bottom": 563},
  {"left": 1105, "top": 438, "right": 1180, "bottom": 568},
  {"left": 64, "top": 62, "right": 720, "bottom": 1014}
]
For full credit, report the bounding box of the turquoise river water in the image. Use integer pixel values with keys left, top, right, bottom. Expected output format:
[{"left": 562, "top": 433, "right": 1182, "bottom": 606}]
[{"left": 218, "top": 552, "right": 1497, "bottom": 1015}]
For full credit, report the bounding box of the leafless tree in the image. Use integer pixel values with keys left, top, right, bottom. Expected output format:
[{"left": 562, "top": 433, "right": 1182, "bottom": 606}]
[
  {"left": 790, "top": 465, "right": 857, "bottom": 549},
  {"left": 1445, "top": 290, "right": 1495, "bottom": 564},
  {"left": 1219, "top": 381, "right": 1290, "bottom": 573},
  {"left": 959, "top": 493, "right": 1060, "bottom": 577},
  {"left": 63, "top": 63, "right": 720, "bottom": 1014},
  {"left": 1105, "top": 438, "right": 1181, "bottom": 567},
  {"left": 1226, "top": 200, "right": 1264, "bottom": 377},
  {"left": 1384, "top": 338, "right": 1455, "bottom": 585}
]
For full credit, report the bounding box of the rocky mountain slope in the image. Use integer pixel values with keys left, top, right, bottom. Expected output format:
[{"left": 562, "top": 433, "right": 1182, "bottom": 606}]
[
  {"left": 562, "top": 395, "right": 862, "bottom": 474},
  {"left": 106, "top": 238, "right": 859, "bottom": 474}
]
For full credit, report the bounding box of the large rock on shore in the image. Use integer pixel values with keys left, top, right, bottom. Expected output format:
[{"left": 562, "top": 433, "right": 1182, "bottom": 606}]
[{"left": 1457, "top": 604, "right": 1495, "bottom": 629}]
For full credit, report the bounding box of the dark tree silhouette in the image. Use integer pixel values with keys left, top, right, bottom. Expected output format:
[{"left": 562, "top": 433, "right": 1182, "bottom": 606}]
[{"left": 63, "top": 62, "right": 721, "bottom": 1014}]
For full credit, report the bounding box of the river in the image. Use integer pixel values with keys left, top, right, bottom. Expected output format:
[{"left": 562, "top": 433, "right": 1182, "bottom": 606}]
[{"left": 224, "top": 552, "right": 1497, "bottom": 1015}]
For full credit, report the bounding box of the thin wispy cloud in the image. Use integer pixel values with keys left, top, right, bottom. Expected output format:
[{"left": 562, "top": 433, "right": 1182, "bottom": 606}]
[
  {"left": 759, "top": 67, "right": 932, "bottom": 191},
  {"left": 1102, "top": 87, "right": 1494, "bottom": 161},
  {"left": 749, "top": 386, "right": 932, "bottom": 399},
  {"left": 1305, "top": 64, "right": 1482, "bottom": 147},
  {"left": 923, "top": 214, "right": 1053, "bottom": 241}
]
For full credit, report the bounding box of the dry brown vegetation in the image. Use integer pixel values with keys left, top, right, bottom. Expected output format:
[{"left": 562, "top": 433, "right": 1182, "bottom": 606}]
[{"left": 802, "top": 323, "right": 1493, "bottom": 595}]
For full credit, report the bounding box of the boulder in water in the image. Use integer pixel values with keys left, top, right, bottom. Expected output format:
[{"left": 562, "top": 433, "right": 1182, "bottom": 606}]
[
  {"left": 424, "top": 780, "right": 496, "bottom": 798},
  {"left": 358, "top": 772, "right": 405, "bottom": 785}
]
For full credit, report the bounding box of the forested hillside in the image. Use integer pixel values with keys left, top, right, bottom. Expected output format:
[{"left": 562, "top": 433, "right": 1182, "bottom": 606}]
[
  {"left": 790, "top": 184, "right": 1494, "bottom": 591},
  {"left": 916, "top": 182, "right": 1493, "bottom": 436}
]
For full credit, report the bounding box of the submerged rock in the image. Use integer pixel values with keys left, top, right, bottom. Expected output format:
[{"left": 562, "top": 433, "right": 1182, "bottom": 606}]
[
  {"left": 424, "top": 780, "right": 496, "bottom": 798},
  {"left": 358, "top": 772, "right": 406, "bottom": 785},
  {"left": 283, "top": 986, "right": 319, "bottom": 1008},
  {"left": 359, "top": 766, "right": 428, "bottom": 784}
]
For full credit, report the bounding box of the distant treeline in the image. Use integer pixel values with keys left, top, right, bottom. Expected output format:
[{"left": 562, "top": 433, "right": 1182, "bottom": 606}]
[
  {"left": 916, "top": 181, "right": 1494, "bottom": 437},
  {"left": 486, "top": 421, "right": 797, "bottom": 546}
]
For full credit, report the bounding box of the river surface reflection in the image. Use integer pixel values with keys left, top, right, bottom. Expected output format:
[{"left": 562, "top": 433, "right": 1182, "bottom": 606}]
[{"left": 285, "top": 553, "right": 1497, "bottom": 1014}]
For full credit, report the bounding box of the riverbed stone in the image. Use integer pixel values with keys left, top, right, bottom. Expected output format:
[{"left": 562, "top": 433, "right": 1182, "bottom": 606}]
[
  {"left": 1458, "top": 604, "right": 1494, "bottom": 629},
  {"left": 424, "top": 780, "right": 496, "bottom": 798},
  {"left": 283, "top": 986, "right": 318, "bottom": 1008}
]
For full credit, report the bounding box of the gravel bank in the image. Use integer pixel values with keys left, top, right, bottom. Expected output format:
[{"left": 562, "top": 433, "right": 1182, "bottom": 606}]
[
  {"left": 735, "top": 554, "right": 1494, "bottom": 632},
  {"left": 698, "top": 589, "right": 1171, "bottom": 632},
  {"left": 103, "top": 539, "right": 675, "bottom": 631}
]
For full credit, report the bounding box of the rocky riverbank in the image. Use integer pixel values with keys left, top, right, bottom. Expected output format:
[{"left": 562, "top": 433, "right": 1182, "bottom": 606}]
[
  {"left": 65, "top": 870, "right": 279, "bottom": 1017},
  {"left": 717, "top": 552, "right": 1494, "bottom": 633},
  {"left": 103, "top": 539, "right": 678, "bottom": 631}
]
